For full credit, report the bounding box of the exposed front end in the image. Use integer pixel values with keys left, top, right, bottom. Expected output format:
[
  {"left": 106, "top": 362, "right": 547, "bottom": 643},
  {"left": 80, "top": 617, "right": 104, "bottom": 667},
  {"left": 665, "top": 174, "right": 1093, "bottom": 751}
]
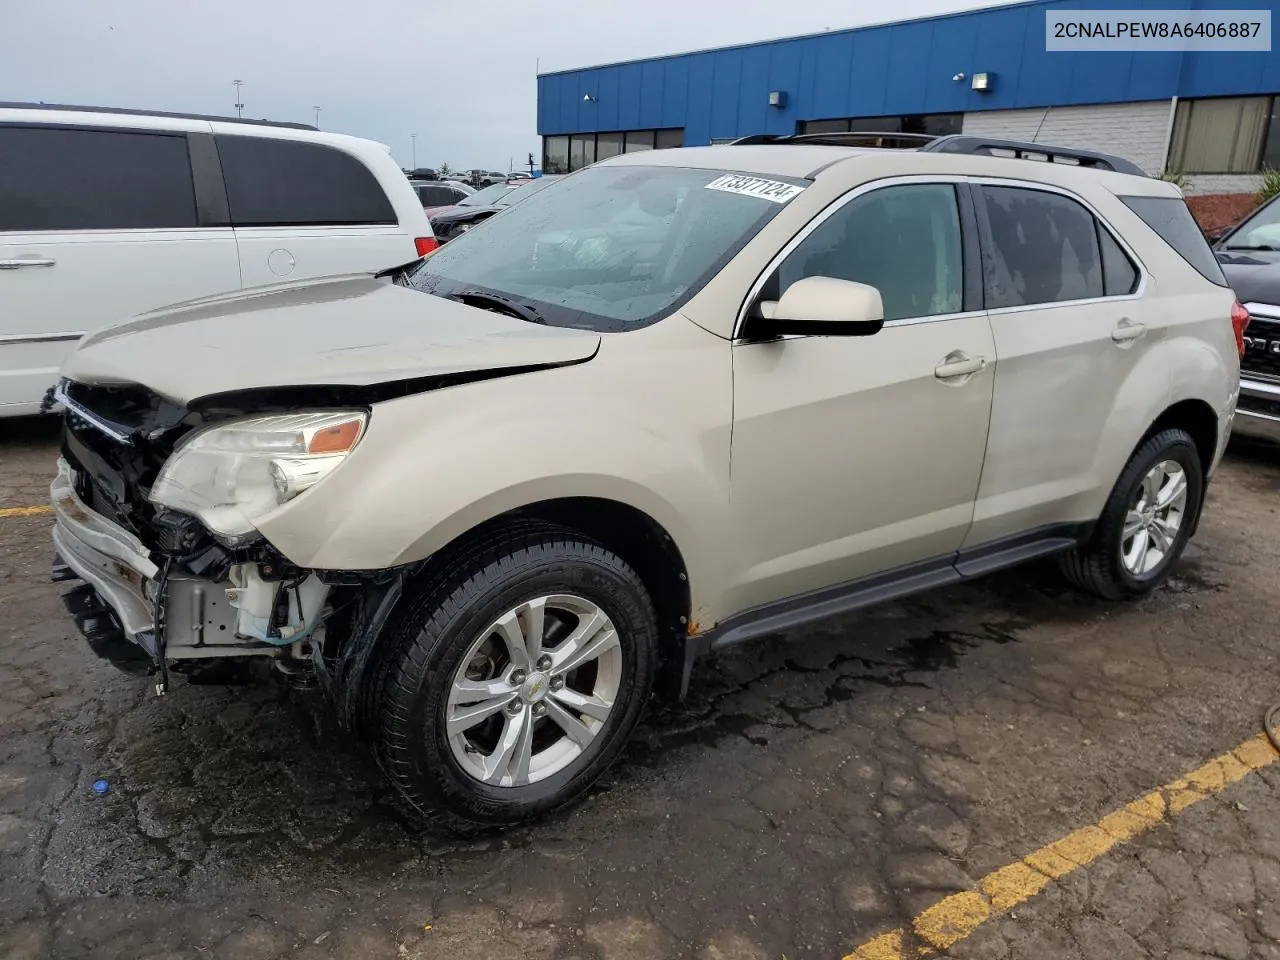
[{"left": 50, "top": 381, "right": 349, "bottom": 686}]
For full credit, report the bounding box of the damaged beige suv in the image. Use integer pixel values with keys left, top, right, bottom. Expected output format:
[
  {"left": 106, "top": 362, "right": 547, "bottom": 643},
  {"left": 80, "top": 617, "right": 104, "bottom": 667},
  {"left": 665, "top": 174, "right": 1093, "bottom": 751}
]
[{"left": 50, "top": 135, "right": 1246, "bottom": 826}]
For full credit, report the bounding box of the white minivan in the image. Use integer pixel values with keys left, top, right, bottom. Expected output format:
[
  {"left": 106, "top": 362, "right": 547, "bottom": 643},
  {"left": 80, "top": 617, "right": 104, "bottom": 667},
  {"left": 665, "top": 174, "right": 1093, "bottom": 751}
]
[{"left": 0, "top": 103, "right": 436, "bottom": 416}]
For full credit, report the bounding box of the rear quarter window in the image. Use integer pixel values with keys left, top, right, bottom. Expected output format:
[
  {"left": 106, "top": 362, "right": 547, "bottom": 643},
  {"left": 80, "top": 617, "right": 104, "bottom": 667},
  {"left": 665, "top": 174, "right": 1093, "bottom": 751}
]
[
  {"left": 215, "top": 135, "right": 397, "bottom": 227},
  {"left": 0, "top": 126, "right": 197, "bottom": 231},
  {"left": 1120, "top": 195, "right": 1227, "bottom": 287}
]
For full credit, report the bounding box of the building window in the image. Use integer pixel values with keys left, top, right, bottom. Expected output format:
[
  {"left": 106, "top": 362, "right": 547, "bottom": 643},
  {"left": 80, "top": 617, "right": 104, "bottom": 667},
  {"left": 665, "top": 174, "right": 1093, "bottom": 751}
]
[
  {"left": 1168, "top": 96, "right": 1277, "bottom": 174},
  {"left": 542, "top": 128, "right": 683, "bottom": 173},
  {"left": 797, "top": 114, "right": 962, "bottom": 137},
  {"left": 544, "top": 136, "right": 569, "bottom": 175}
]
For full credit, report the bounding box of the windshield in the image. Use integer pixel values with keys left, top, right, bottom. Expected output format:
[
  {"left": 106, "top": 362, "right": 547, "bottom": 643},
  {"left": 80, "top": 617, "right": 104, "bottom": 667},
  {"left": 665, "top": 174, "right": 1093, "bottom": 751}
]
[
  {"left": 407, "top": 164, "right": 805, "bottom": 331},
  {"left": 1222, "top": 195, "right": 1280, "bottom": 250}
]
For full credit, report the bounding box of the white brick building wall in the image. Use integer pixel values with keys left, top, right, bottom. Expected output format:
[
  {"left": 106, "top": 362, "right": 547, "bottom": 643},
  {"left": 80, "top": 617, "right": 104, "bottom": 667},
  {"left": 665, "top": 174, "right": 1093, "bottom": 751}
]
[
  {"left": 1183, "top": 174, "right": 1263, "bottom": 196},
  {"left": 961, "top": 101, "right": 1173, "bottom": 177}
]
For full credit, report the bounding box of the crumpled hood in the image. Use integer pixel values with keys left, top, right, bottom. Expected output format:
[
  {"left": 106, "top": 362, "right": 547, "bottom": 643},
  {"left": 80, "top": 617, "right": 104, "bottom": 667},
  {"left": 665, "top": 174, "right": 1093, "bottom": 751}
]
[{"left": 60, "top": 274, "right": 600, "bottom": 405}]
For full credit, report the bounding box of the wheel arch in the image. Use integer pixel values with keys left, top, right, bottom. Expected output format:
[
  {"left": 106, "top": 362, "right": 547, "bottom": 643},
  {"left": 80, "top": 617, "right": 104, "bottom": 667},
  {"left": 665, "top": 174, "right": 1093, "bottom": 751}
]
[{"left": 403, "top": 496, "right": 695, "bottom": 700}]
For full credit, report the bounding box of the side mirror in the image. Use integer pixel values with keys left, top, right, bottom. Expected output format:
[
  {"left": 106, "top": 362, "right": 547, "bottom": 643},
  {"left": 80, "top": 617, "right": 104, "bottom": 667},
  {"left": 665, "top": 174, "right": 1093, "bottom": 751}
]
[{"left": 757, "top": 276, "right": 885, "bottom": 337}]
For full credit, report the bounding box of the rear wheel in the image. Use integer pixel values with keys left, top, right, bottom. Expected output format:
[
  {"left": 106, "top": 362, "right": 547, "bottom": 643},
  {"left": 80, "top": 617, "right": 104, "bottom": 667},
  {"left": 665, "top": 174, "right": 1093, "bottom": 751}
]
[
  {"left": 373, "top": 527, "right": 657, "bottom": 828},
  {"left": 1059, "top": 428, "right": 1203, "bottom": 599}
]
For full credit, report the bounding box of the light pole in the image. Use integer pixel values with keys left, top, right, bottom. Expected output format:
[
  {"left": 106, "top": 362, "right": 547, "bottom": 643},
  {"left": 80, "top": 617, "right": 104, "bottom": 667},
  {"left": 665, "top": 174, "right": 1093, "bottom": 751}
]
[
  {"left": 411, "top": 134, "right": 417, "bottom": 170},
  {"left": 313, "top": 106, "right": 321, "bottom": 129},
  {"left": 232, "top": 80, "right": 244, "bottom": 118}
]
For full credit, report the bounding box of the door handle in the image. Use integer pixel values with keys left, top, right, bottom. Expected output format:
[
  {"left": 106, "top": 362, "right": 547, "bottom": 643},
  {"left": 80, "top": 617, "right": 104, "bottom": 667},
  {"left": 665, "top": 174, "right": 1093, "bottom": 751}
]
[
  {"left": 1111, "top": 318, "right": 1146, "bottom": 343},
  {"left": 0, "top": 257, "right": 56, "bottom": 270},
  {"left": 934, "top": 351, "right": 987, "bottom": 381}
]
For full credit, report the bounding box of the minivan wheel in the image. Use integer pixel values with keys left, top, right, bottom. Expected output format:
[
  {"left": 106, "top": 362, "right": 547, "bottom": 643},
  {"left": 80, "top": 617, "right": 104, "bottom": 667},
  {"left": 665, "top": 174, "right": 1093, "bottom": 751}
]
[
  {"left": 374, "top": 528, "right": 657, "bottom": 828},
  {"left": 1059, "top": 428, "right": 1204, "bottom": 600}
]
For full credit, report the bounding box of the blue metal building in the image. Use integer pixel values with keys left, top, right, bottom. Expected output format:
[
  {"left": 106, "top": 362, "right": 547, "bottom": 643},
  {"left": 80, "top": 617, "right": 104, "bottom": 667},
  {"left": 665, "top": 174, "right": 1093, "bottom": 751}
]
[{"left": 536, "top": 0, "right": 1280, "bottom": 193}]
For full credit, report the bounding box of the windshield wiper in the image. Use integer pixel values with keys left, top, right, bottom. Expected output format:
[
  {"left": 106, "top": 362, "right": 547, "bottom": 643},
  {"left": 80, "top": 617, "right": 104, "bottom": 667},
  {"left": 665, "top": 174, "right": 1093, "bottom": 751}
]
[
  {"left": 1224, "top": 244, "right": 1277, "bottom": 251},
  {"left": 452, "top": 290, "right": 546, "bottom": 324}
]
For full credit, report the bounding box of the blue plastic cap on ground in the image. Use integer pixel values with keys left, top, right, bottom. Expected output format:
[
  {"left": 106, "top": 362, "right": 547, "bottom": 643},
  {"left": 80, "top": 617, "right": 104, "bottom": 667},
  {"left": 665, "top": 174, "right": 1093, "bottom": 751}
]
[{"left": 92, "top": 779, "right": 109, "bottom": 795}]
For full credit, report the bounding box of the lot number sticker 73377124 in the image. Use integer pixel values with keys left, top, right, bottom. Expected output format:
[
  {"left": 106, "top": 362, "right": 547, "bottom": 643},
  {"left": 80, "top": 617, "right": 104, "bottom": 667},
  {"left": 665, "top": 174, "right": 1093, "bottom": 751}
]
[{"left": 704, "top": 174, "right": 805, "bottom": 203}]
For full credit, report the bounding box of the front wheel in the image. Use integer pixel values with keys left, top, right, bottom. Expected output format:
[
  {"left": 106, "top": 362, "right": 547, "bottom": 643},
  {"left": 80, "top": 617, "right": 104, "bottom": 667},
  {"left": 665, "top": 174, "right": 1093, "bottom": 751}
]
[
  {"left": 1059, "top": 427, "right": 1204, "bottom": 600},
  {"left": 373, "top": 527, "right": 658, "bottom": 828}
]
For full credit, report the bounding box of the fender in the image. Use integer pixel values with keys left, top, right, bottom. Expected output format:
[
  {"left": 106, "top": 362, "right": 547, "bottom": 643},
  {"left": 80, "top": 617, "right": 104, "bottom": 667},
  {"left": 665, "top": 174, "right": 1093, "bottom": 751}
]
[{"left": 254, "top": 317, "right": 735, "bottom": 617}]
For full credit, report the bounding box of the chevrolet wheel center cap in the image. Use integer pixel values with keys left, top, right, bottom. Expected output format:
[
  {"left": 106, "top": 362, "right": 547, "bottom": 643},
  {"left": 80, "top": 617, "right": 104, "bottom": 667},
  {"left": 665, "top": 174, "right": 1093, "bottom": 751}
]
[{"left": 522, "top": 673, "right": 549, "bottom": 702}]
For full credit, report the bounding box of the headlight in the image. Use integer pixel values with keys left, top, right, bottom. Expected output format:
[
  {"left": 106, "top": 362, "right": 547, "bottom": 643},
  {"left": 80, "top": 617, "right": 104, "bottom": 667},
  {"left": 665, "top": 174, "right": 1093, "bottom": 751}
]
[{"left": 151, "top": 411, "right": 367, "bottom": 541}]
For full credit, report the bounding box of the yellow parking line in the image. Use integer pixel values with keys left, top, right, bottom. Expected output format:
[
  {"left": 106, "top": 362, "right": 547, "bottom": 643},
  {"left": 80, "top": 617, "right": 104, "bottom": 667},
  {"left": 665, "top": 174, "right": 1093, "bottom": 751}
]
[
  {"left": 845, "top": 732, "right": 1280, "bottom": 958},
  {"left": 0, "top": 505, "right": 52, "bottom": 519}
]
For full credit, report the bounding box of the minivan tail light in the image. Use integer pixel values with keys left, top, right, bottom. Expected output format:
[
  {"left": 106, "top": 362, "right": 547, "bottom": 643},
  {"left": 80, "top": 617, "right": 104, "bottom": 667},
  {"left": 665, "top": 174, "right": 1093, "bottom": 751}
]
[
  {"left": 1231, "top": 300, "right": 1251, "bottom": 358},
  {"left": 415, "top": 236, "right": 439, "bottom": 257}
]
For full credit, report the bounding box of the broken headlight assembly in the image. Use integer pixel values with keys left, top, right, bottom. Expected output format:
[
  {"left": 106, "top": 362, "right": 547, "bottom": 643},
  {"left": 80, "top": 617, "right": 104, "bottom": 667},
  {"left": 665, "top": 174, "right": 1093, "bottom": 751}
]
[{"left": 150, "top": 411, "right": 367, "bottom": 543}]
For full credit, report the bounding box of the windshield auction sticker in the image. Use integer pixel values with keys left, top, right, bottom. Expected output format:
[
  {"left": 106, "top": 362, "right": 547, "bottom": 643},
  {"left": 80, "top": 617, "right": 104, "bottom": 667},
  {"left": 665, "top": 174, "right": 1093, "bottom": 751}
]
[
  {"left": 1046, "top": 10, "right": 1270, "bottom": 51},
  {"left": 705, "top": 175, "right": 805, "bottom": 203}
]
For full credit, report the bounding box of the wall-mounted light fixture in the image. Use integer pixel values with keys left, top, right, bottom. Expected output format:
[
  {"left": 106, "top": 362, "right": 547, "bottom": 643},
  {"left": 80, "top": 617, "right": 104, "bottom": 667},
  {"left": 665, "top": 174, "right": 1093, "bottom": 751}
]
[
  {"left": 768, "top": 90, "right": 788, "bottom": 108},
  {"left": 582, "top": 93, "right": 597, "bottom": 103},
  {"left": 952, "top": 72, "right": 966, "bottom": 82},
  {"left": 970, "top": 72, "right": 993, "bottom": 92}
]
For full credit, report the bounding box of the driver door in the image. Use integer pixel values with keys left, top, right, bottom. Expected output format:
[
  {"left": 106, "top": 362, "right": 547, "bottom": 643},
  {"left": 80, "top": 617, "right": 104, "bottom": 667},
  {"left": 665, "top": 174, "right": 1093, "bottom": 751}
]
[{"left": 726, "top": 180, "right": 996, "bottom": 612}]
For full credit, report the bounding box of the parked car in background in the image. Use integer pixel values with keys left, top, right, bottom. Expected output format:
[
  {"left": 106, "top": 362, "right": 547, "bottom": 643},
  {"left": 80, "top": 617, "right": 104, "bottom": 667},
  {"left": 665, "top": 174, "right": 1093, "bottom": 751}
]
[
  {"left": 49, "top": 136, "right": 1240, "bottom": 827},
  {"left": 410, "top": 179, "right": 475, "bottom": 211},
  {"left": 1215, "top": 193, "right": 1280, "bottom": 440},
  {"left": 0, "top": 102, "right": 435, "bottom": 417},
  {"left": 429, "top": 176, "right": 561, "bottom": 243}
]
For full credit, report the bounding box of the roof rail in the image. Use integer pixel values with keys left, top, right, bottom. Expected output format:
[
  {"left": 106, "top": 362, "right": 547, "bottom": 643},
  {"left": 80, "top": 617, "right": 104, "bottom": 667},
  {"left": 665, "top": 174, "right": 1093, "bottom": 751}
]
[
  {"left": 731, "top": 131, "right": 937, "bottom": 149},
  {"left": 0, "top": 101, "right": 318, "bottom": 131},
  {"left": 729, "top": 130, "right": 1147, "bottom": 177},
  {"left": 919, "top": 135, "right": 1146, "bottom": 176}
]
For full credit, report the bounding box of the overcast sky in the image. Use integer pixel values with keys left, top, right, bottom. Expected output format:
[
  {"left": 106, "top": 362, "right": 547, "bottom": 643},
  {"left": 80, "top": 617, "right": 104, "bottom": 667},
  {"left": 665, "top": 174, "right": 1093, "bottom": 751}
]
[{"left": 3, "top": 0, "right": 993, "bottom": 172}]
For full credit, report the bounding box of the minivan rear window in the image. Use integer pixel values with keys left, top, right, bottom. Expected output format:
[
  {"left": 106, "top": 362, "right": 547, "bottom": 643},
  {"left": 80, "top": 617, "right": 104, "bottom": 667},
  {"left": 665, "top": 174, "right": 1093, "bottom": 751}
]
[
  {"left": 0, "top": 126, "right": 197, "bottom": 232},
  {"left": 1120, "top": 195, "right": 1227, "bottom": 286},
  {"left": 215, "top": 135, "right": 396, "bottom": 227}
]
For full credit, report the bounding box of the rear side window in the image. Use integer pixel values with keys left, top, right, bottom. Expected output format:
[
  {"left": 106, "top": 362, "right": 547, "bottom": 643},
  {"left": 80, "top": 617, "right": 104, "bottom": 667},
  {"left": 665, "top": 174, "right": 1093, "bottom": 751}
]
[
  {"left": 978, "top": 186, "right": 1102, "bottom": 307},
  {"left": 416, "top": 184, "right": 463, "bottom": 206},
  {"left": 1120, "top": 195, "right": 1228, "bottom": 286},
  {"left": 0, "top": 126, "right": 197, "bottom": 231},
  {"left": 215, "top": 135, "right": 396, "bottom": 227},
  {"left": 1099, "top": 225, "right": 1140, "bottom": 296}
]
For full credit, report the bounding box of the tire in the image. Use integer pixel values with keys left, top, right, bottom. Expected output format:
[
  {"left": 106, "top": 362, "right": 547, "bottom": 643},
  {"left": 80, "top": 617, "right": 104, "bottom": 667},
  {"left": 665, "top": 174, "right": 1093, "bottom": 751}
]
[
  {"left": 372, "top": 525, "right": 658, "bottom": 829},
  {"left": 1059, "top": 428, "right": 1204, "bottom": 600}
]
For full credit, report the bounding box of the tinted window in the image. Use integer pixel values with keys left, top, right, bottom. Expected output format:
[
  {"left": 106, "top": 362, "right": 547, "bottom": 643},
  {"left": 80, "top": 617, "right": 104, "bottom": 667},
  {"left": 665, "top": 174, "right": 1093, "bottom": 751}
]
[
  {"left": 1099, "top": 225, "right": 1139, "bottom": 296},
  {"left": 216, "top": 135, "right": 395, "bottom": 226},
  {"left": 980, "top": 187, "right": 1102, "bottom": 307},
  {"left": 417, "top": 184, "right": 463, "bottom": 206},
  {"left": 0, "top": 126, "right": 196, "bottom": 232},
  {"left": 778, "top": 183, "right": 963, "bottom": 321},
  {"left": 1121, "top": 195, "right": 1228, "bottom": 286}
]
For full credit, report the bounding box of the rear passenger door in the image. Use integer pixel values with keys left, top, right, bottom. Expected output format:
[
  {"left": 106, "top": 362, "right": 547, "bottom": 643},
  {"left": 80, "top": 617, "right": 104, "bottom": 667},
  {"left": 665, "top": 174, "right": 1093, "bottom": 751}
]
[
  {"left": 963, "top": 182, "right": 1151, "bottom": 549},
  {"left": 0, "top": 125, "right": 240, "bottom": 414},
  {"left": 214, "top": 134, "right": 411, "bottom": 288}
]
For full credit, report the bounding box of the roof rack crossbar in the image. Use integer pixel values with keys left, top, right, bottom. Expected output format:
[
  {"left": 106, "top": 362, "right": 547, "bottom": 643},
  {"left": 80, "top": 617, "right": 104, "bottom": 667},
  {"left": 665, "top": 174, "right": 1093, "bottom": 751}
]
[
  {"left": 0, "top": 101, "right": 318, "bottom": 131},
  {"left": 919, "top": 135, "right": 1145, "bottom": 176}
]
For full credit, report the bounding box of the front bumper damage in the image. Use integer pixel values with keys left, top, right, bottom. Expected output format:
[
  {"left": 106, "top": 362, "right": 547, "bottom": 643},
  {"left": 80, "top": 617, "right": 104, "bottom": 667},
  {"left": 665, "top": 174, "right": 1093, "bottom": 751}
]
[{"left": 51, "top": 457, "right": 332, "bottom": 681}]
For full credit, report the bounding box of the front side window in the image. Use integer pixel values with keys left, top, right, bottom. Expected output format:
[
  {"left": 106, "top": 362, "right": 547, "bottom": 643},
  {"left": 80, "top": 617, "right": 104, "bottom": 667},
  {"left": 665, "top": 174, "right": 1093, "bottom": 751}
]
[
  {"left": 0, "top": 126, "right": 197, "bottom": 232},
  {"left": 979, "top": 186, "right": 1103, "bottom": 307},
  {"left": 407, "top": 165, "right": 803, "bottom": 331},
  {"left": 216, "top": 135, "right": 396, "bottom": 226},
  {"left": 777, "top": 183, "right": 963, "bottom": 321},
  {"left": 417, "top": 184, "right": 463, "bottom": 206}
]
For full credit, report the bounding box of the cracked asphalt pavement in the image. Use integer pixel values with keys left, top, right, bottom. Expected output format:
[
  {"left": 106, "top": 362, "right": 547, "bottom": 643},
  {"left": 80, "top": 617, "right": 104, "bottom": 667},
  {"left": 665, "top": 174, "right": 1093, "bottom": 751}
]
[{"left": 2, "top": 415, "right": 1280, "bottom": 960}]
